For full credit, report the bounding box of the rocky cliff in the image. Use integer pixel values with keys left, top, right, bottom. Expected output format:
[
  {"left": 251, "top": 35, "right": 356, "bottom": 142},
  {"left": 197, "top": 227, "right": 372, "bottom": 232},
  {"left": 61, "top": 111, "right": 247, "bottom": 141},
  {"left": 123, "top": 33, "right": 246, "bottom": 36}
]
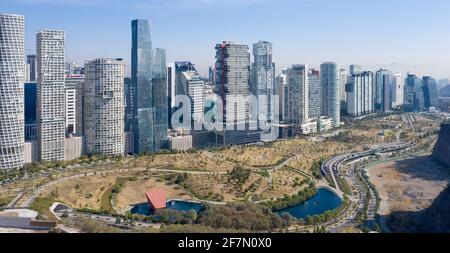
[{"left": 433, "top": 122, "right": 450, "bottom": 167}]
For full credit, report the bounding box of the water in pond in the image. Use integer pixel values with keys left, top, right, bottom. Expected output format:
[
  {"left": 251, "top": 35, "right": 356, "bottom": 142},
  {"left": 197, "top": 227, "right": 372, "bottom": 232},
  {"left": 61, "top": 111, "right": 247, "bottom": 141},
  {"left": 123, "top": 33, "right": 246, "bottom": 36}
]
[
  {"left": 131, "top": 200, "right": 203, "bottom": 216},
  {"left": 276, "top": 188, "right": 342, "bottom": 219}
]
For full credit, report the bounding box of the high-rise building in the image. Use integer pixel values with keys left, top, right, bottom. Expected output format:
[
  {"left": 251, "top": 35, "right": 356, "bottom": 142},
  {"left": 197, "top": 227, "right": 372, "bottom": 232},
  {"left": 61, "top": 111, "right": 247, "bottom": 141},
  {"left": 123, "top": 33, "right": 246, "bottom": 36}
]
[
  {"left": 124, "top": 77, "right": 134, "bottom": 132},
  {"left": 349, "top": 64, "right": 362, "bottom": 76},
  {"left": 393, "top": 73, "right": 404, "bottom": 109},
  {"left": 275, "top": 72, "right": 287, "bottom": 121},
  {"left": 0, "top": 14, "right": 25, "bottom": 170},
  {"left": 422, "top": 76, "right": 438, "bottom": 110},
  {"left": 36, "top": 30, "right": 66, "bottom": 162},
  {"left": 152, "top": 48, "right": 168, "bottom": 151},
  {"left": 26, "top": 54, "right": 37, "bottom": 82},
  {"left": 284, "top": 65, "right": 309, "bottom": 124},
  {"left": 84, "top": 58, "right": 124, "bottom": 156},
  {"left": 308, "top": 69, "right": 321, "bottom": 119},
  {"left": 339, "top": 68, "right": 348, "bottom": 110},
  {"left": 347, "top": 71, "right": 374, "bottom": 117},
  {"left": 215, "top": 41, "right": 251, "bottom": 124},
  {"left": 175, "top": 62, "right": 205, "bottom": 124},
  {"left": 251, "top": 41, "right": 275, "bottom": 122},
  {"left": 321, "top": 62, "right": 340, "bottom": 128},
  {"left": 131, "top": 19, "right": 153, "bottom": 154},
  {"left": 404, "top": 74, "right": 422, "bottom": 112},
  {"left": 375, "top": 69, "right": 393, "bottom": 112},
  {"left": 25, "top": 82, "right": 38, "bottom": 141},
  {"left": 65, "top": 75, "right": 85, "bottom": 136}
]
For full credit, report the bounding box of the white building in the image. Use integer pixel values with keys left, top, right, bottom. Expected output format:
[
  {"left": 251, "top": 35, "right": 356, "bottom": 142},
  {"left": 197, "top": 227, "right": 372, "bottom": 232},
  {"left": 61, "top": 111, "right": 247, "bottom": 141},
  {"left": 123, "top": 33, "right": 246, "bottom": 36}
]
[
  {"left": 168, "top": 134, "right": 193, "bottom": 151},
  {"left": 84, "top": 58, "right": 124, "bottom": 156},
  {"left": 393, "top": 73, "right": 404, "bottom": 109},
  {"left": 37, "top": 30, "right": 66, "bottom": 162},
  {"left": 347, "top": 71, "right": 374, "bottom": 117},
  {"left": 0, "top": 14, "right": 25, "bottom": 170},
  {"left": 175, "top": 62, "right": 205, "bottom": 123},
  {"left": 64, "top": 136, "right": 83, "bottom": 161}
]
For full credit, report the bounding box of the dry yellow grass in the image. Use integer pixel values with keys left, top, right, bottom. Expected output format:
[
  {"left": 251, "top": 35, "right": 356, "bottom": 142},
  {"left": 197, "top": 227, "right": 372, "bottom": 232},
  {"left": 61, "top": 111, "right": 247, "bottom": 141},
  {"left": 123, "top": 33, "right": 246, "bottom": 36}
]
[
  {"left": 218, "top": 146, "right": 285, "bottom": 167},
  {"left": 39, "top": 174, "right": 117, "bottom": 210}
]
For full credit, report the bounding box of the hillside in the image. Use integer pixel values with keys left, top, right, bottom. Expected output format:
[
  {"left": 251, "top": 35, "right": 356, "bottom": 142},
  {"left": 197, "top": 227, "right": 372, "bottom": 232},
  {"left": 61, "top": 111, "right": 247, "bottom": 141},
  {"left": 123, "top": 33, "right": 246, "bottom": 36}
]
[{"left": 432, "top": 122, "right": 450, "bottom": 167}]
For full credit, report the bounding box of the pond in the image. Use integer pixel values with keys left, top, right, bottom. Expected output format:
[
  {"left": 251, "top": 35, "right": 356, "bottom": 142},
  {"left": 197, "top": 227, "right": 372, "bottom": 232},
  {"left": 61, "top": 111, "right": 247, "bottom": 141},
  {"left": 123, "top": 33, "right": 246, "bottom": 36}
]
[
  {"left": 276, "top": 188, "right": 342, "bottom": 219},
  {"left": 131, "top": 200, "right": 203, "bottom": 216}
]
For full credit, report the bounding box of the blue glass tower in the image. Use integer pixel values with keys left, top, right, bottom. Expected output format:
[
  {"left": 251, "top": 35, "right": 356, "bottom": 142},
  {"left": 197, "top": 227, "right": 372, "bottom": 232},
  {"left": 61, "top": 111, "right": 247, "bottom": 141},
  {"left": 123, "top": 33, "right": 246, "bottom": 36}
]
[
  {"left": 131, "top": 19, "right": 153, "bottom": 153},
  {"left": 152, "top": 48, "right": 168, "bottom": 151}
]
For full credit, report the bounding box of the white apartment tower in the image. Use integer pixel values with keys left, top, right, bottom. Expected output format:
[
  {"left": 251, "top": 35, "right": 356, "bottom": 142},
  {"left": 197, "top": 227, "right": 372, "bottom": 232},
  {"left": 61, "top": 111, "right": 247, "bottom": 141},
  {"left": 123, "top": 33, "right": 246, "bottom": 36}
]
[
  {"left": 393, "top": 73, "right": 404, "bottom": 109},
  {"left": 37, "top": 30, "right": 66, "bottom": 161},
  {"left": 84, "top": 58, "right": 124, "bottom": 156},
  {"left": 0, "top": 14, "right": 25, "bottom": 170}
]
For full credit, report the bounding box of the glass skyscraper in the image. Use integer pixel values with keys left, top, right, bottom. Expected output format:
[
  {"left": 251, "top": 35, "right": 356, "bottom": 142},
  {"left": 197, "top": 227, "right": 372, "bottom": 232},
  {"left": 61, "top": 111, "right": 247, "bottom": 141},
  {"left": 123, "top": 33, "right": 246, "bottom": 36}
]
[
  {"left": 131, "top": 19, "right": 153, "bottom": 153},
  {"left": 152, "top": 48, "right": 168, "bottom": 151},
  {"left": 321, "top": 62, "right": 340, "bottom": 128}
]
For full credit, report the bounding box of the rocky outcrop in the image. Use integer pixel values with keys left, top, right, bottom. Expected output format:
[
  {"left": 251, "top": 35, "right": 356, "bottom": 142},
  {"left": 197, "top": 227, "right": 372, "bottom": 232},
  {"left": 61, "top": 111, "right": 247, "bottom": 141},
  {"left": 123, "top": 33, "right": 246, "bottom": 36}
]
[{"left": 433, "top": 122, "right": 450, "bottom": 167}]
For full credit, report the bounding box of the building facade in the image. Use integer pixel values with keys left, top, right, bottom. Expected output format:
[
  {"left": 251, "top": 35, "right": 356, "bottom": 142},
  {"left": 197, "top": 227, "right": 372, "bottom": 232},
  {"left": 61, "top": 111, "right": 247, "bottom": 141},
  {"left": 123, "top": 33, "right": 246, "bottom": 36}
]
[
  {"left": 131, "top": 19, "right": 153, "bottom": 154},
  {"left": 215, "top": 41, "right": 251, "bottom": 124},
  {"left": 36, "top": 30, "right": 66, "bottom": 162},
  {"left": 251, "top": 41, "right": 275, "bottom": 122},
  {"left": 84, "top": 58, "right": 124, "bottom": 156},
  {"left": 321, "top": 62, "right": 340, "bottom": 128},
  {"left": 393, "top": 73, "right": 404, "bottom": 109},
  {"left": 347, "top": 71, "right": 374, "bottom": 117},
  {"left": 375, "top": 69, "right": 393, "bottom": 112},
  {"left": 0, "top": 14, "right": 25, "bottom": 170},
  {"left": 175, "top": 62, "right": 205, "bottom": 124},
  {"left": 284, "top": 65, "right": 309, "bottom": 125},
  {"left": 152, "top": 48, "right": 168, "bottom": 151},
  {"left": 308, "top": 69, "right": 321, "bottom": 119}
]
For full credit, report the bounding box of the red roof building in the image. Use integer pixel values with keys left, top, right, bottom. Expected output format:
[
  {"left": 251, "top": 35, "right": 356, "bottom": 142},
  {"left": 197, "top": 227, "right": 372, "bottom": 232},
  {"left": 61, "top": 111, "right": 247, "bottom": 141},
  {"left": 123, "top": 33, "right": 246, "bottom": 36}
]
[{"left": 145, "top": 190, "right": 167, "bottom": 210}]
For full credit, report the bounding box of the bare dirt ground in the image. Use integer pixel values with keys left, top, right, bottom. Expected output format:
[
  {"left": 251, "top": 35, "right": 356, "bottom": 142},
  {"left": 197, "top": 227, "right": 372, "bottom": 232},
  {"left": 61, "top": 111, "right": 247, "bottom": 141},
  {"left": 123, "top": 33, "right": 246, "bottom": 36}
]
[
  {"left": 368, "top": 155, "right": 450, "bottom": 216},
  {"left": 114, "top": 177, "right": 191, "bottom": 214}
]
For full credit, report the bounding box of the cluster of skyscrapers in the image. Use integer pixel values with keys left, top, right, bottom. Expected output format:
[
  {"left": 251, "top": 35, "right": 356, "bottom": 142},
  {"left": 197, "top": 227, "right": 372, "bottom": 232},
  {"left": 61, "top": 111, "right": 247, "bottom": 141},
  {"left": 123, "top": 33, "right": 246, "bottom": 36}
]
[{"left": 0, "top": 13, "right": 443, "bottom": 171}]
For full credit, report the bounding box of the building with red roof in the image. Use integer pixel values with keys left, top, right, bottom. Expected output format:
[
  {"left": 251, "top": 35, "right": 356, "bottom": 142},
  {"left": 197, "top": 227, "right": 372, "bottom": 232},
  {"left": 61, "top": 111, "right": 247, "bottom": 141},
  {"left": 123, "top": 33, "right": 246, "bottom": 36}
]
[{"left": 145, "top": 190, "right": 167, "bottom": 210}]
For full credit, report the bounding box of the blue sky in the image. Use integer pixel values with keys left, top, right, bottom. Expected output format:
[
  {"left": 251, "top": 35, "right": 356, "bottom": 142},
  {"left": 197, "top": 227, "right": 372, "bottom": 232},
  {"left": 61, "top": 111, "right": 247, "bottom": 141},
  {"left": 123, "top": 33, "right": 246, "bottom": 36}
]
[{"left": 2, "top": 0, "right": 449, "bottom": 78}]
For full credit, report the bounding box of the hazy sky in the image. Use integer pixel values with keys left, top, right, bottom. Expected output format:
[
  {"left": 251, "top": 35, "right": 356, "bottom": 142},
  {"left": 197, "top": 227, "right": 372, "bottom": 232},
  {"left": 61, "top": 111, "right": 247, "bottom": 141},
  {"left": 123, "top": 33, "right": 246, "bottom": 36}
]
[{"left": 2, "top": 0, "right": 449, "bottom": 78}]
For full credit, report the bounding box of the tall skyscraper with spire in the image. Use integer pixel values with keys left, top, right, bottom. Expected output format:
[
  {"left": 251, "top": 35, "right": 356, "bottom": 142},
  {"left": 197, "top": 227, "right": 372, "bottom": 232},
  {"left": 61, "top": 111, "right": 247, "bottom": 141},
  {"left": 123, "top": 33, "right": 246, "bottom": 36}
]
[{"left": 0, "top": 14, "right": 25, "bottom": 170}]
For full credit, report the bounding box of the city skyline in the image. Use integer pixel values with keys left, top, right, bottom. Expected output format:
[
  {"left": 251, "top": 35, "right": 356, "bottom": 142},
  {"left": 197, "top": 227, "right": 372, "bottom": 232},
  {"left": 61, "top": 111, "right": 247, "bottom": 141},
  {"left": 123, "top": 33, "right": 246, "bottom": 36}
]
[{"left": 1, "top": 0, "right": 450, "bottom": 78}]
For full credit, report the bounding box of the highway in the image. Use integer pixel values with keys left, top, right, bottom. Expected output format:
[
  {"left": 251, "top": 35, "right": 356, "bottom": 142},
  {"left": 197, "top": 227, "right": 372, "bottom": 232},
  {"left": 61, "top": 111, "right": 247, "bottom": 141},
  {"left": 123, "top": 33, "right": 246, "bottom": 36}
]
[{"left": 321, "top": 141, "right": 415, "bottom": 231}]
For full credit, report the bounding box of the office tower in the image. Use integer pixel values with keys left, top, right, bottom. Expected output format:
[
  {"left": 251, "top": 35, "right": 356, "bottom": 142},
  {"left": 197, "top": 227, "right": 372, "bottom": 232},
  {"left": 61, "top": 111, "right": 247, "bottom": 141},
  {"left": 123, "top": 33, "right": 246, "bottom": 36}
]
[
  {"left": 251, "top": 41, "right": 275, "bottom": 122},
  {"left": 308, "top": 69, "right": 321, "bottom": 119},
  {"left": 393, "top": 73, "right": 404, "bottom": 108},
  {"left": 152, "top": 48, "right": 168, "bottom": 151},
  {"left": 131, "top": 19, "right": 153, "bottom": 153},
  {"left": 215, "top": 41, "right": 251, "bottom": 123},
  {"left": 347, "top": 71, "right": 374, "bottom": 117},
  {"left": 84, "top": 58, "right": 124, "bottom": 155},
  {"left": 167, "top": 63, "right": 176, "bottom": 109},
  {"left": 37, "top": 30, "right": 66, "bottom": 162},
  {"left": 404, "top": 74, "right": 422, "bottom": 112},
  {"left": 422, "top": 76, "right": 438, "bottom": 110},
  {"left": 65, "top": 75, "right": 84, "bottom": 136},
  {"left": 375, "top": 69, "right": 393, "bottom": 112},
  {"left": 321, "top": 62, "right": 340, "bottom": 128},
  {"left": 349, "top": 64, "right": 362, "bottom": 75},
  {"left": 25, "top": 82, "right": 38, "bottom": 141},
  {"left": 208, "top": 66, "right": 214, "bottom": 84},
  {"left": 0, "top": 14, "right": 25, "bottom": 170},
  {"left": 284, "top": 65, "right": 309, "bottom": 124},
  {"left": 175, "top": 62, "right": 205, "bottom": 123},
  {"left": 276, "top": 72, "right": 287, "bottom": 121},
  {"left": 124, "top": 77, "right": 134, "bottom": 132},
  {"left": 339, "top": 68, "right": 348, "bottom": 110},
  {"left": 27, "top": 54, "right": 37, "bottom": 82}
]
